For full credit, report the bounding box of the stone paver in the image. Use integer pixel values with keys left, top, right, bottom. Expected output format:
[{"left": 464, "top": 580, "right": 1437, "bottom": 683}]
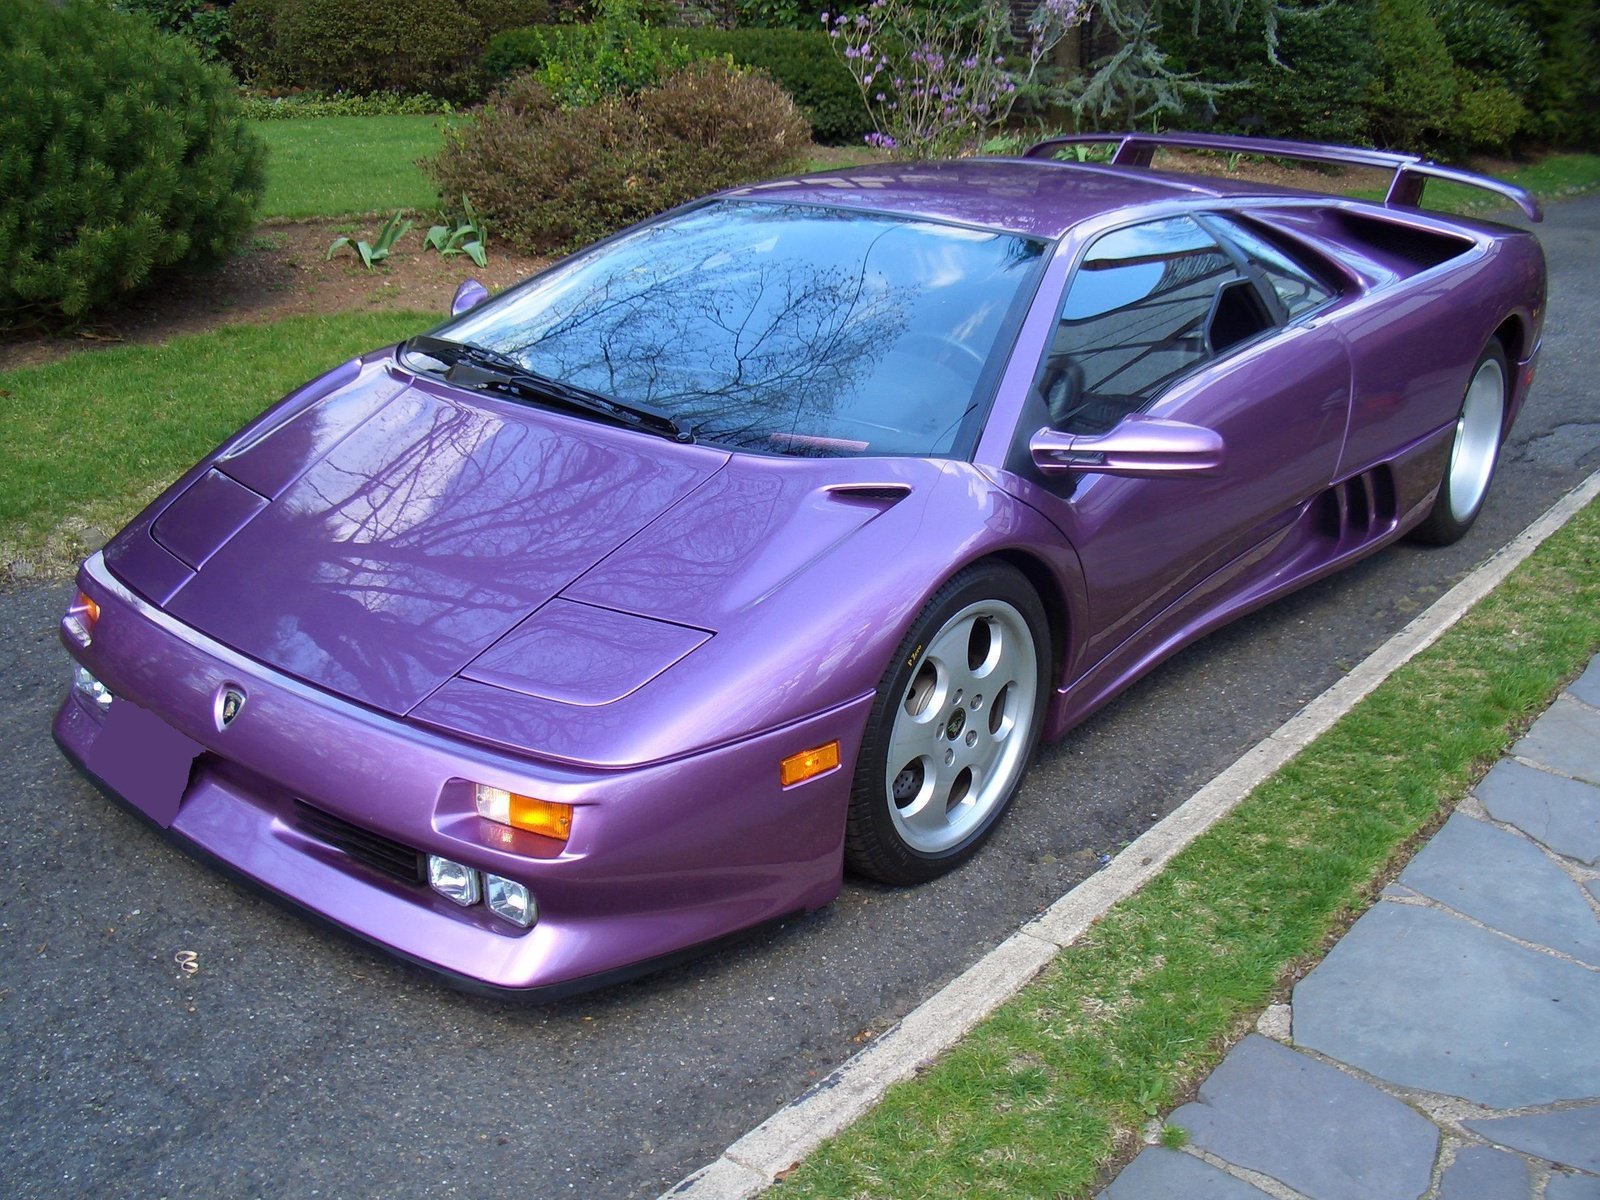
[
  {"left": 1100, "top": 654, "right": 1600, "bottom": 1200},
  {"left": 1293, "top": 902, "right": 1600, "bottom": 1109},
  {"left": 1098, "top": 1147, "right": 1273, "bottom": 1199},
  {"left": 1463, "top": 1106, "right": 1600, "bottom": 1174},
  {"left": 1437, "top": 1146, "right": 1532, "bottom": 1200},
  {"left": 1547, "top": 1175, "right": 1600, "bottom": 1200},
  {"left": 1512, "top": 699, "right": 1600, "bottom": 786},
  {"left": 1570, "top": 659, "right": 1600, "bottom": 708},
  {"left": 1476, "top": 758, "right": 1600, "bottom": 865},
  {"left": 1169, "top": 1035, "right": 1437, "bottom": 1200},
  {"left": 1396, "top": 813, "right": 1600, "bottom": 965}
]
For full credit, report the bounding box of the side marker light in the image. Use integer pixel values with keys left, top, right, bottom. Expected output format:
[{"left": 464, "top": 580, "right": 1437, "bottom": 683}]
[{"left": 780, "top": 741, "right": 841, "bottom": 787}]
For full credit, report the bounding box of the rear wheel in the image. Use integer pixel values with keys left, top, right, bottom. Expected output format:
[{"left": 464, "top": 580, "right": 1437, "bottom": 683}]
[
  {"left": 845, "top": 562, "right": 1049, "bottom": 885},
  {"left": 1411, "top": 343, "right": 1508, "bottom": 546}
]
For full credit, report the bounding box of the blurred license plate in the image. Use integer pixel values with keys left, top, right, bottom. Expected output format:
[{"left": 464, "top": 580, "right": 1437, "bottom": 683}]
[{"left": 86, "top": 700, "right": 201, "bottom": 828}]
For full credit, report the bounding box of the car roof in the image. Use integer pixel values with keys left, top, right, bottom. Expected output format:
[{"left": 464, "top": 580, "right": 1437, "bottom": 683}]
[{"left": 722, "top": 157, "right": 1316, "bottom": 242}]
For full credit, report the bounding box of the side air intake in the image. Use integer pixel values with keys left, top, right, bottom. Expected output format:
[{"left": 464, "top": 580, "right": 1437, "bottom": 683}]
[{"left": 1316, "top": 468, "right": 1399, "bottom": 546}]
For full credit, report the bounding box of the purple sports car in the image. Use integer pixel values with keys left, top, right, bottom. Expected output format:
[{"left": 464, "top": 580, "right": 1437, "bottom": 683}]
[{"left": 55, "top": 133, "right": 1546, "bottom": 996}]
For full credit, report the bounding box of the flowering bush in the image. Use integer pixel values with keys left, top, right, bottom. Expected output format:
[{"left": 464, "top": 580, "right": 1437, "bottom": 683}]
[{"left": 824, "top": 0, "right": 1090, "bottom": 157}]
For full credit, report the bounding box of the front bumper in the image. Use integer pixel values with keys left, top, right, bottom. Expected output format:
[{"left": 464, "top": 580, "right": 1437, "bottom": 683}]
[{"left": 54, "top": 554, "right": 868, "bottom": 996}]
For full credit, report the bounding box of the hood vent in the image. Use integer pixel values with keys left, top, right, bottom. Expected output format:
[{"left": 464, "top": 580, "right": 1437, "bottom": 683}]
[{"left": 823, "top": 482, "right": 913, "bottom": 506}]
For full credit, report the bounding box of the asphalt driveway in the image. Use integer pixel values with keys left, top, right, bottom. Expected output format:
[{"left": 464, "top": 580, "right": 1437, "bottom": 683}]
[{"left": 2, "top": 194, "right": 1597, "bottom": 1200}]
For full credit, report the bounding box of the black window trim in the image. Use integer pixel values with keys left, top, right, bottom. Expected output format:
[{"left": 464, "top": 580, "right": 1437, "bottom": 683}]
[{"left": 1194, "top": 210, "right": 1343, "bottom": 328}]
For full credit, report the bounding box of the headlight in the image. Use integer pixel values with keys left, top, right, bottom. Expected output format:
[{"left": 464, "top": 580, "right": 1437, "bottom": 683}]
[
  {"left": 73, "top": 666, "right": 114, "bottom": 714},
  {"left": 427, "top": 856, "right": 480, "bottom": 907},
  {"left": 484, "top": 874, "right": 537, "bottom": 928}
]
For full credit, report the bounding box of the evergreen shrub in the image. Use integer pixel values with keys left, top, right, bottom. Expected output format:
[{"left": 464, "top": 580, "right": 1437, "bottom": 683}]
[
  {"left": 114, "top": 0, "right": 236, "bottom": 63},
  {"left": 232, "top": 0, "right": 549, "bottom": 99},
  {"left": 1504, "top": 0, "right": 1600, "bottom": 147},
  {"left": 1427, "top": 0, "right": 1538, "bottom": 152},
  {"left": 1367, "top": 0, "right": 1457, "bottom": 149},
  {"left": 424, "top": 59, "right": 811, "bottom": 254},
  {"left": 1158, "top": 0, "right": 1377, "bottom": 145},
  {"left": 0, "top": 0, "right": 264, "bottom": 326}
]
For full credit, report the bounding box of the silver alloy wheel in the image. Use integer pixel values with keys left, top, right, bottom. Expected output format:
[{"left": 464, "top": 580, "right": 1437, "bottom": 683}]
[
  {"left": 1446, "top": 355, "right": 1506, "bottom": 523},
  {"left": 884, "top": 599, "right": 1039, "bottom": 855}
]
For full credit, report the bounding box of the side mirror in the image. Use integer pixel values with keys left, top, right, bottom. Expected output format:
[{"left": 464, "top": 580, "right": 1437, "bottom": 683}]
[
  {"left": 1030, "top": 415, "right": 1225, "bottom": 478},
  {"left": 450, "top": 279, "right": 490, "bottom": 317}
]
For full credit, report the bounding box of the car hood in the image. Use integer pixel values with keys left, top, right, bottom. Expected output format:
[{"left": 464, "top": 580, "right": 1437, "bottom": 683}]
[{"left": 106, "top": 361, "right": 730, "bottom": 716}]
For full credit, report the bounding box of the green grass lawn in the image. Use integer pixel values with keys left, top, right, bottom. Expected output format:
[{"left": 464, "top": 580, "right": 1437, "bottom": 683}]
[
  {"left": 251, "top": 115, "right": 447, "bottom": 219},
  {"left": 0, "top": 312, "right": 434, "bottom": 578},
  {"left": 774, "top": 494, "right": 1600, "bottom": 1199}
]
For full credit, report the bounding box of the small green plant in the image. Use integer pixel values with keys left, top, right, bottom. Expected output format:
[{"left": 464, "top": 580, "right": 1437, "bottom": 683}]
[
  {"left": 423, "top": 197, "right": 489, "bottom": 268},
  {"left": 327, "top": 211, "right": 413, "bottom": 269},
  {"left": 1159, "top": 1123, "right": 1189, "bottom": 1149}
]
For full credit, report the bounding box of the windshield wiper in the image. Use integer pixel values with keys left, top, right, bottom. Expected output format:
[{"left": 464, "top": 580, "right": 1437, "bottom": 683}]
[{"left": 402, "top": 334, "right": 691, "bottom": 443}]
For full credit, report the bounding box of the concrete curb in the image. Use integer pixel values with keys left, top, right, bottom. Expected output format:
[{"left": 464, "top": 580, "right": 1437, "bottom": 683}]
[{"left": 665, "top": 468, "right": 1600, "bottom": 1200}]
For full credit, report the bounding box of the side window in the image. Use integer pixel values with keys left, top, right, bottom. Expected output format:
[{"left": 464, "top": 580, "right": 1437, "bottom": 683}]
[
  {"left": 1040, "top": 216, "right": 1269, "bottom": 435},
  {"left": 1206, "top": 214, "right": 1335, "bottom": 318}
]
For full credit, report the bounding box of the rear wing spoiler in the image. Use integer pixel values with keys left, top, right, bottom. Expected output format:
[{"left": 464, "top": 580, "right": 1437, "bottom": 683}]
[{"left": 1022, "top": 132, "right": 1542, "bottom": 223}]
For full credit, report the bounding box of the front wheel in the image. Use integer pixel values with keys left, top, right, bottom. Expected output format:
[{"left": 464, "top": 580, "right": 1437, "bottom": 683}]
[
  {"left": 845, "top": 562, "right": 1049, "bottom": 885},
  {"left": 1411, "top": 343, "right": 1509, "bottom": 546}
]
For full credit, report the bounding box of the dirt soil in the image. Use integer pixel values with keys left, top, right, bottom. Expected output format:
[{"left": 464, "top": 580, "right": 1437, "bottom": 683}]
[{"left": 0, "top": 218, "right": 551, "bottom": 372}]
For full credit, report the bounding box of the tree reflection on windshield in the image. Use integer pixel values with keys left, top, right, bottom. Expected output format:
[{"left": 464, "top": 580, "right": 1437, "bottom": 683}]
[{"left": 447, "top": 202, "right": 1044, "bottom": 457}]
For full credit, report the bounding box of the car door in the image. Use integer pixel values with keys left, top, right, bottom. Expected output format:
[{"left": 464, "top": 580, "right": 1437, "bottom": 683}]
[{"left": 1017, "top": 214, "right": 1352, "bottom": 662}]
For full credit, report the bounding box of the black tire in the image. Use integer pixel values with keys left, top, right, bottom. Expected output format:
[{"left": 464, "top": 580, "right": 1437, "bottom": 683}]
[
  {"left": 1410, "top": 342, "right": 1509, "bottom": 546},
  {"left": 845, "top": 561, "right": 1050, "bottom": 885}
]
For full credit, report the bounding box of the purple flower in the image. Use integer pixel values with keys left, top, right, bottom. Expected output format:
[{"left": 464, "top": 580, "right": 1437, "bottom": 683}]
[{"left": 820, "top": 11, "right": 828, "bottom": 22}]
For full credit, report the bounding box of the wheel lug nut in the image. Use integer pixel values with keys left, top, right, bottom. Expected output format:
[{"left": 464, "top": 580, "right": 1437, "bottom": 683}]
[
  {"left": 971, "top": 694, "right": 984, "bottom": 711},
  {"left": 965, "top": 730, "right": 977, "bottom": 747},
  {"left": 952, "top": 688, "right": 964, "bottom": 706},
  {"left": 943, "top": 748, "right": 955, "bottom": 766}
]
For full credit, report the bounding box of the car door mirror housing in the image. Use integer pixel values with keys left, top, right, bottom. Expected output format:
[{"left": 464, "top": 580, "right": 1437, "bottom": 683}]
[
  {"left": 1030, "top": 415, "right": 1226, "bottom": 478},
  {"left": 450, "top": 279, "right": 490, "bottom": 317}
]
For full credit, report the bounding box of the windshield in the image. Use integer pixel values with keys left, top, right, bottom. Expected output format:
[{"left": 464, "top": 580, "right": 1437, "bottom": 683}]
[{"left": 438, "top": 201, "right": 1045, "bottom": 457}]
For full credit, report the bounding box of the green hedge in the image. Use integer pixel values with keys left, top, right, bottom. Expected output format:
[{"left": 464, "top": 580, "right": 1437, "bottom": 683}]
[
  {"left": 233, "top": 0, "right": 549, "bottom": 100},
  {"left": 485, "top": 25, "right": 869, "bottom": 144}
]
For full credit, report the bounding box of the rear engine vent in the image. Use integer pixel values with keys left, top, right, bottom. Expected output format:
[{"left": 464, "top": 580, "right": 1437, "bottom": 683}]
[
  {"left": 1333, "top": 212, "right": 1473, "bottom": 272},
  {"left": 293, "top": 802, "right": 425, "bottom": 885}
]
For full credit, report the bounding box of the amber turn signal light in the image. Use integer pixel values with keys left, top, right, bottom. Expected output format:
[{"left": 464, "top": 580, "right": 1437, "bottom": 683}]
[
  {"left": 475, "top": 785, "right": 573, "bottom": 842},
  {"left": 780, "top": 741, "right": 841, "bottom": 787},
  {"left": 64, "top": 590, "right": 101, "bottom": 646}
]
